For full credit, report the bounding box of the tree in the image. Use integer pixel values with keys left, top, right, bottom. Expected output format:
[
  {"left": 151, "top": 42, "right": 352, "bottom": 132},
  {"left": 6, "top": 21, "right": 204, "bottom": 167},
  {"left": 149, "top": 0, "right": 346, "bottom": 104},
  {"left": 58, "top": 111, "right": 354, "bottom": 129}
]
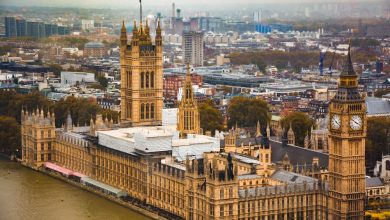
[
  {"left": 366, "top": 117, "right": 390, "bottom": 169},
  {"left": 97, "top": 76, "right": 109, "bottom": 88},
  {"left": 252, "top": 58, "right": 267, "bottom": 73},
  {"left": 0, "top": 91, "right": 52, "bottom": 123},
  {"left": 88, "top": 83, "right": 106, "bottom": 91},
  {"left": 374, "top": 88, "right": 390, "bottom": 98},
  {"left": 199, "top": 102, "right": 223, "bottom": 135},
  {"left": 281, "top": 112, "right": 315, "bottom": 147},
  {"left": 227, "top": 97, "right": 270, "bottom": 128},
  {"left": 100, "top": 109, "right": 120, "bottom": 124},
  {"left": 0, "top": 116, "right": 20, "bottom": 154},
  {"left": 54, "top": 96, "right": 100, "bottom": 127},
  {"left": 48, "top": 64, "right": 63, "bottom": 78}
]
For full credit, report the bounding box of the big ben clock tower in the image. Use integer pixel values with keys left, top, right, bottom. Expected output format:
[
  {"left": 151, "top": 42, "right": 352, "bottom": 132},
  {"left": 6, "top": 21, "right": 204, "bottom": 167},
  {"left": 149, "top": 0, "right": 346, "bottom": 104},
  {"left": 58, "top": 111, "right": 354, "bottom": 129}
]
[{"left": 328, "top": 45, "right": 366, "bottom": 219}]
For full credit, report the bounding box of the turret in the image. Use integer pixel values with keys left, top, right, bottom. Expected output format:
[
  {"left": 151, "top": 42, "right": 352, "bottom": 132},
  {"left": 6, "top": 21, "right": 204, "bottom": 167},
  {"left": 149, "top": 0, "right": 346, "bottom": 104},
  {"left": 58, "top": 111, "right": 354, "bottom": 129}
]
[
  {"left": 304, "top": 131, "right": 311, "bottom": 148},
  {"left": 131, "top": 20, "right": 139, "bottom": 46},
  {"left": 155, "top": 18, "right": 162, "bottom": 47},
  {"left": 145, "top": 20, "right": 151, "bottom": 42},
  {"left": 287, "top": 122, "right": 295, "bottom": 145},
  {"left": 89, "top": 116, "right": 95, "bottom": 136},
  {"left": 266, "top": 123, "right": 271, "bottom": 138},
  {"left": 255, "top": 120, "right": 261, "bottom": 137},
  {"left": 64, "top": 111, "right": 73, "bottom": 132},
  {"left": 120, "top": 21, "right": 127, "bottom": 47}
]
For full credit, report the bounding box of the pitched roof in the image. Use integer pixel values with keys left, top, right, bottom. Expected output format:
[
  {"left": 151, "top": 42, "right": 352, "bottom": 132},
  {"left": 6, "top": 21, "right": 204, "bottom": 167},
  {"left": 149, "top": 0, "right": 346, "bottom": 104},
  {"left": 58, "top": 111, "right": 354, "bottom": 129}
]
[
  {"left": 365, "top": 177, "right": 384, "bottom": 188},
  {"left": 270, "top": 140, "right": 329, "bottom": 168},
  {"left": 366, "top": 97, "right": 390, "bottom": 116}
]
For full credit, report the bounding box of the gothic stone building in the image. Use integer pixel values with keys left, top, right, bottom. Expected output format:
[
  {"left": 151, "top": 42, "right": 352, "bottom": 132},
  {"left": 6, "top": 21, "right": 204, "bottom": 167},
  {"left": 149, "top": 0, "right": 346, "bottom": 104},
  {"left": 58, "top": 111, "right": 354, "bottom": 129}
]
[{"left": 21, "top": 18, "right": 366, "bottom": 220}]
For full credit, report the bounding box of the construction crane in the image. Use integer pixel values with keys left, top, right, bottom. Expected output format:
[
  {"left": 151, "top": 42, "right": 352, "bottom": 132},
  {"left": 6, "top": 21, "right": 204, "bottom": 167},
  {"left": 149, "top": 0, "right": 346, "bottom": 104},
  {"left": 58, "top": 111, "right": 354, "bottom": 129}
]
[
  {"left": 319, "top": 46, "right": 336, "bottom": 76},
  {"left": 327, "top": 50, "right": 336, "bottom": 76},
  {"left": 319, "top": 49, "right": 327, "bottom": 76}
]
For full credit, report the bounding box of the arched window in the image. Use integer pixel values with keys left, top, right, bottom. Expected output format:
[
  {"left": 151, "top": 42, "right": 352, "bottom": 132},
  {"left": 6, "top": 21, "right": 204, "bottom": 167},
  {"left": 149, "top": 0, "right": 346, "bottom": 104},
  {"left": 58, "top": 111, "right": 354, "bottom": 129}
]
[
  {"left": 146, "top": 103, "right": 149, "bottom": 119},
  {"left": 141, "top": 103, "right": 145, "bottom": 119},
  {"left": 141, "top": 72, "right": 145, "bottom": 89},
  {"left": 150, "top": 72, "right": 154, "bottom": 88},
  {"left": 146, "top": 72, "right": 149, "bottom": 88},
  {"left": 186, "top": 88, "right": 190, "bottom": 99},
  {"left": 150, "top": 103, "right": 155, "bottom": 119}
]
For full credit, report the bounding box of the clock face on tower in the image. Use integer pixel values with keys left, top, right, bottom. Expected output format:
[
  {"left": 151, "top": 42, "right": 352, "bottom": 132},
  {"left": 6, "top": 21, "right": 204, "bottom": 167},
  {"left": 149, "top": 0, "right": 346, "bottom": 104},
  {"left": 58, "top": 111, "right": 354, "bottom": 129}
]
[
  {"left": 350, "top": 115, "right": 363, "bottom": 130},
  {"left": 331, "top": 115, "right": 341, "bottom": 130}
]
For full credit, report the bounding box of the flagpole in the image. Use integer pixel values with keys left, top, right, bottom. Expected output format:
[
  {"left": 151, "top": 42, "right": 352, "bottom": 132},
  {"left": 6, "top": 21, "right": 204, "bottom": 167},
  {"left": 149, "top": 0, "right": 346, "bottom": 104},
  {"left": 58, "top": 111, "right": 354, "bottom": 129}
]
[{"left": 139, "top": 0, "right": 142, "bottom": 23}]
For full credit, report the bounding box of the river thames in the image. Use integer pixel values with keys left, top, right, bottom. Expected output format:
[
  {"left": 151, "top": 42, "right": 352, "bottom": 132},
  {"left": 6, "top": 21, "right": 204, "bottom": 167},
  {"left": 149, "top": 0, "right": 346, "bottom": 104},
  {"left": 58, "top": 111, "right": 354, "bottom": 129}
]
[{"left": 0, "top": 159, "right": 150, "bottom": 220}]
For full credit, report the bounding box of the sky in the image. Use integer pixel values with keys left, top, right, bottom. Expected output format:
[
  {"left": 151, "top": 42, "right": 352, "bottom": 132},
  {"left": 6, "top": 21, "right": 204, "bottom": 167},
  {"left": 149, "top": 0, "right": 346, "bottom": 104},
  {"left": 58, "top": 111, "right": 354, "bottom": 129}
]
[{"left": 0, "top": 0, "right": 381, "bottom": 9}]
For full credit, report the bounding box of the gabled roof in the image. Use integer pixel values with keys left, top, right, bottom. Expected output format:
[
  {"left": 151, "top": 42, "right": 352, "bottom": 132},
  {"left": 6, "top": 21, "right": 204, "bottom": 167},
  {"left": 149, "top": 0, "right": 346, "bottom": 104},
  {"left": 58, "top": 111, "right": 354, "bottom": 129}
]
[
  {"left": 366, "top": 97, "right": 390, "bottom": 116},
  {"left": 270, "top": 140, "right": 329, "bottom": 168},
  {"left": 366, "top": 177, "right": 384, "bottom": 188}
]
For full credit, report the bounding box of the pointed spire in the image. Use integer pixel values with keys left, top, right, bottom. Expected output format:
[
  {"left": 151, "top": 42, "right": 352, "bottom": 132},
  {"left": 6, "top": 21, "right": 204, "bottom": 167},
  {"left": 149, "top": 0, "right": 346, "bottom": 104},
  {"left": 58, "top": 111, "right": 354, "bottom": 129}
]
[
  {"left": 65, "top": 111, "right": 73, "bottom": 132},
  {"left": 186, "top": 63, "right": 191, "bottom": 78},
  {"left": 156, "top": 18, "right": 162, "bottom": 44},
  {"left": 120, "top": 20, "right": 127, "bottom": 46},
  {"left": 133, "top": 19, "right": 137, "bottom": 31},
  {"left": 256, "top": 120, "right": 261, "bottom": 137},
  {"left": 288, "top": 121, "right": 294, "bottom": 134},
  {"left": 145, "top": 19, "right": 149, "bottom": 30},
  {"left": 157, "top": 18, "right": 161, "bottom": 30},
  {"left": 266, "top": 123, "right": 271, "bottom": 138},
  {"left": 340, "top": 40, "right": 356, "bottom": 76},
  {"left": 121, "top": 20, "right": 126, "bottom": 32}
]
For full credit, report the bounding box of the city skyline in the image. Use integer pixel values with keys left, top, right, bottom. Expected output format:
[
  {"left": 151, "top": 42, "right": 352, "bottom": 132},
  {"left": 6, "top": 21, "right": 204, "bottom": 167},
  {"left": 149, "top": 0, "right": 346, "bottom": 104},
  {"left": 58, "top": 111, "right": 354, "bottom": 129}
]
[
  {"left": 0, "top": 0, "right": 386, "bottom": 9},
  {"left": 0, "top": 0, "right": 389, "bottom": 219}
]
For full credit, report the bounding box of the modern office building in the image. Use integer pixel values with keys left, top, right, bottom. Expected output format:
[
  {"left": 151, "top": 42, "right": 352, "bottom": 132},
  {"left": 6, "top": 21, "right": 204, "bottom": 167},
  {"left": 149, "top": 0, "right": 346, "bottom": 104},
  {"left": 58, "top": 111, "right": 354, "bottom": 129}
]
[
  {"left": 4, "top": 16, "right": 70, "bottom": 38},
  {"left": 255, "top": 23, "right": 293, "bottom": 33},
  {"left": 5, "top": 16, "right": 17, "bottom": 37},
  {"left": 182, "top": 31, "right": 204, "bottom": 66}
]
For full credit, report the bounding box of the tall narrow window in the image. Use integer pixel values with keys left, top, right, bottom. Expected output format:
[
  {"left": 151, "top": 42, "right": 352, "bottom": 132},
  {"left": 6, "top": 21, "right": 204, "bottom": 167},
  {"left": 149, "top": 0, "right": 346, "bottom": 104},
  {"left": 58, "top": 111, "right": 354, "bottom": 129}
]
[
  {"left": 141, "top": 104, "right": 145, "bottom": 119},
  {"left": 150, "top": 72, "right": 154, "bottom": 88},
  {"left": 146, "top": 103, "right": 149, "bottom": 119},
  {"left": 151, "top": 103, "right": 155, "bottom": 119},
  {"left": 186, "top": 88, "right": 190, "bottom": 99},
  {"left": 141, "top": 72, "right": 145, "bottom": 88},
  {"left": 146, "top": 72, "right": 149, "bottom": 88}
]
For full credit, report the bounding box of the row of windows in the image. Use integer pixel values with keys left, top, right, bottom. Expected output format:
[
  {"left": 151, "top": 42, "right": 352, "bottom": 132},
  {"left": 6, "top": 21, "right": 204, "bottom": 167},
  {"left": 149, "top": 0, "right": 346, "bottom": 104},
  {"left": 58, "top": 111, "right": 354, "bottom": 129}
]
[
  {"left": 140, "top": 72, "right": 155, "bottom": 89},
  {"left": 140, "top": 103, "right": 155, "bottom": 120}
]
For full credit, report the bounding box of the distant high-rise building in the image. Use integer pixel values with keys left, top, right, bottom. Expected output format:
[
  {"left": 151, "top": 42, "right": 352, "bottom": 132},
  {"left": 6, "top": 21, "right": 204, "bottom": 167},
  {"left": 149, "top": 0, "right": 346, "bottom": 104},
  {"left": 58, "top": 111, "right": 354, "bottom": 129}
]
[
  {"left": 176, "top": 8, "right": 181, "bottom": 18},
  {"left": 4, "top": 16, "right": 69, "bottom": 38},
  {"left": 182, "top": 31, "right": 204, "bottom": 67},
  {"left": 16, "top": 18, "right": 27, "bottom": 37},
  {"left": 27, "top": 21, "right": 45, "bottom": 38},
  {"left": 81, "top": 20, "right": 94, "bottom": 31},
  {"left": 172, "top": 3, "right": 176, "bottom": 18},
  {"left": 253, "top": 11, "right": 262, "bottom": 23},
  {"left": 5, "top": 16, "right": 17, "bottom": 37}
]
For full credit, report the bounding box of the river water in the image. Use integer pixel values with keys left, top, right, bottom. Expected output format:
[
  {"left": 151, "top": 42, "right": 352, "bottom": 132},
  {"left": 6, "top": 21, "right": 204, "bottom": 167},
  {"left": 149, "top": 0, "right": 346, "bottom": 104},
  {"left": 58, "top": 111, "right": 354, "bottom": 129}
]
[{"left": 0, "top": 159, "right": 150, "bottom": 220}]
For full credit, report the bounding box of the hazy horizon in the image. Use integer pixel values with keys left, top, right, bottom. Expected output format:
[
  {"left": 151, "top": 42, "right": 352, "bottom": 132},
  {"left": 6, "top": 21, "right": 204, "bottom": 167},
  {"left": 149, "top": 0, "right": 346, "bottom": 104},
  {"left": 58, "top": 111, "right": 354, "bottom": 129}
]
[{"left": 0, "top": 0, "right": 386, "bottom": 9}]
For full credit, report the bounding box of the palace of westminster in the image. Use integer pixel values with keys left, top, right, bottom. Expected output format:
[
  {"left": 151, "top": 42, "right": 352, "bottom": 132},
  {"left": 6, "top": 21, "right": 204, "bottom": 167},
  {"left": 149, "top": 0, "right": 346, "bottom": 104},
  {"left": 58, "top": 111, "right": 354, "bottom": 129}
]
[{"left": 21, "top": 11, "right": 367, "bottom": 220}]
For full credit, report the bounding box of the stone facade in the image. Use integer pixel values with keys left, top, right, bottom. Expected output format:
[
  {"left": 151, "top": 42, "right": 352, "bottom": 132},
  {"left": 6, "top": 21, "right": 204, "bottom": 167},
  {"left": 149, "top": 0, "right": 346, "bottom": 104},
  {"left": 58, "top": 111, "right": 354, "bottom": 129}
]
[
  {"left": 120, "top": 20, "right": 163, "bottom": 127},
  {"left": 328, "top": 47, "right": 366, "bottom": 219},
  {"left": 20, "top": 18, "right": 366, "bottom": 220},
  {"left": 177, "top": 64, "right": 201, "bottom": 137}
]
